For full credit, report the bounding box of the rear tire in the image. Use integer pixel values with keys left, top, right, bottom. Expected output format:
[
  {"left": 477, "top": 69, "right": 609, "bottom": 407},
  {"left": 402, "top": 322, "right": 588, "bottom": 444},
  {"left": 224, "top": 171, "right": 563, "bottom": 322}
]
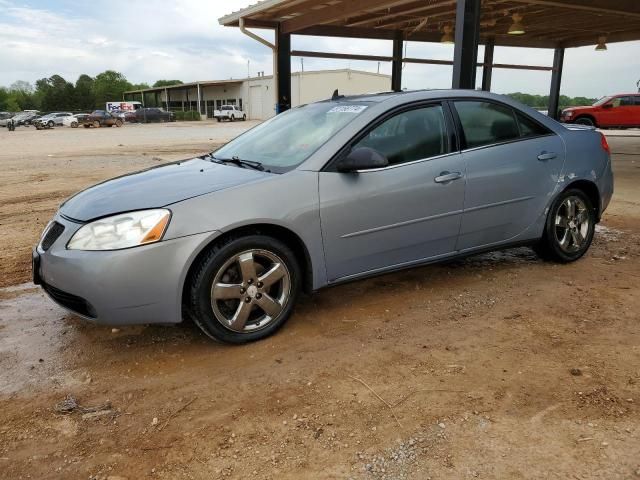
[
  {"left": 188, "top": 235, "right": 301, "bottom": 344},
  {"left": 115, "top": 120, "right": 123, "bottom": 127},
  {"left": 83, "top": 124, "right": 91, "bottom": 128},
  {"left": 71, "top": 121, "right": 78, "bottom": 128},
  {"left": 534, "top": 188, "right": 596, "bottom": 263}
]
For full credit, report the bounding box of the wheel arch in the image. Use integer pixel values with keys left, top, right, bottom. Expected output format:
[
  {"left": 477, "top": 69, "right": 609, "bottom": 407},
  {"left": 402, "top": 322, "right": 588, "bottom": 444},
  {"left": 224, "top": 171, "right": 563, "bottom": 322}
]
[
  {"left": 562, "top": 179, "right": 601, "bottom": 221},
  {"left": 181, "top": 223, "right": 315, "bottom": 314}
]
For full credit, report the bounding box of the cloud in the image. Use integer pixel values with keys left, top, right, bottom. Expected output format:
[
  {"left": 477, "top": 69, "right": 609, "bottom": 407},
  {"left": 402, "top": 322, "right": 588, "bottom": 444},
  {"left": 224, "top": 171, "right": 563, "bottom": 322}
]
[{"left": 0, "top": 1, "right": 638, "bottom": 98}]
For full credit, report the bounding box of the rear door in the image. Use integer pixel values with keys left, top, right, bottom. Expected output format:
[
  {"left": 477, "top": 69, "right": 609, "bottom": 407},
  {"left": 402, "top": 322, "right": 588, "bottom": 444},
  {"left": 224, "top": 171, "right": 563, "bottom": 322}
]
[
  {"left": 319, "top": 102, "right": 466, "bottom": 281},
  {"left": 452, "top": 100, "right": 565, "bottom": 250}
]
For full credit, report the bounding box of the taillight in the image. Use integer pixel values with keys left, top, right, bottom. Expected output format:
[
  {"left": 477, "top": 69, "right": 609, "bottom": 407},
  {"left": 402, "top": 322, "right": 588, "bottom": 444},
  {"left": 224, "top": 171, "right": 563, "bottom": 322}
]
[{"left": 600, "top": 132, "right": 610, "bottom": 155}]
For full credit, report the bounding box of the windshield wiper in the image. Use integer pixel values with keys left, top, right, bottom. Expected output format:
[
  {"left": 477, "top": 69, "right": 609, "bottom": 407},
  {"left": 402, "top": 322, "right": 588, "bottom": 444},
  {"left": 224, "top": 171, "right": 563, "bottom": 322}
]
[{"left": 210, "top": 155, "right": 265, "bottom": 171}]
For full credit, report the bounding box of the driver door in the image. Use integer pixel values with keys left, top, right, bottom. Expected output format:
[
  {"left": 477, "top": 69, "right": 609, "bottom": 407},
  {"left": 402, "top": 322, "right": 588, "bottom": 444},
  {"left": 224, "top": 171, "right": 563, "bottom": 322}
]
[{"left": 319, "top": 103, "right": 466, "bottom": 282}]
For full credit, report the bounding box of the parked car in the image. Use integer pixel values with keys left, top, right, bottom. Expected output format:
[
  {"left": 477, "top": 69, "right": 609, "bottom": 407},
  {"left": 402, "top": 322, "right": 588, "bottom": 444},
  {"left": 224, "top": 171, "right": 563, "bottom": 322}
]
[
  {"left": 0, "top": 112, "right": 15, "bottom": 126},
  {"left": 85, "top": 110, "right": 123, "bottom": 128},
  {"left": 214, "top": 105, "right": 246, "bottom": 122},
  {"left": 35, "top": 112, "right": 74, "bottom": 129},
  {"left": 33, "top": 90, "right": 613, "bottom": 344},
  {"left": 129, "top": 107, "right": 175, "bottom": 123},
  {"left": 560, "top": 93, "right": 640, "bottom": 128},
  {"left": 9, "top": 111, "right": 40, "bottom": 126},
  {"left": 63, "top": 114, "right": 91, "bottom": 128}
]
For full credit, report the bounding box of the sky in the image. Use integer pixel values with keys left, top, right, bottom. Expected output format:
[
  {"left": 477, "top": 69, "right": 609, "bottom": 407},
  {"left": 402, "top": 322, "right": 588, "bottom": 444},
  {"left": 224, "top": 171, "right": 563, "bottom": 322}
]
[{"left": 1, "top": 0, "right": 639, "bottom": 98}]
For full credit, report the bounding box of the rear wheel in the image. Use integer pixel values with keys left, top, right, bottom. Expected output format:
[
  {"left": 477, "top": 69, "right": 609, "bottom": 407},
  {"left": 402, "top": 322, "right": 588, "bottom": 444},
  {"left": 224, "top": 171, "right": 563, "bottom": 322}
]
[
  {"left": 83, "top": 124, "right": 91, "bottom": 128},
  {"left": 230, "top": 115, "right": 235, "bottom": 122},
  {"left": 115, "top": 119, "right": 123, "bottom": 127},
  {"left": 71, "top": 121, "right": 78, "bottom": 128},
  {"left": 243, "top": 114, "right": 247, "bottom": 121},
  {"left": 188, "top": 235, "right": 301, "bottom": 344},
  {"left": 534, "top": 188, "right": 596, "bottom": 263}
]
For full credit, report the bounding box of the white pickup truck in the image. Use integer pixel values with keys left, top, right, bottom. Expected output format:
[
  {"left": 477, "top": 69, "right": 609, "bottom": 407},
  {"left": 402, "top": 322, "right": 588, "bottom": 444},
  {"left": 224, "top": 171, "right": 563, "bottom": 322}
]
[{"left": 213, "top": 105, "right": 246, "bottom": 122}]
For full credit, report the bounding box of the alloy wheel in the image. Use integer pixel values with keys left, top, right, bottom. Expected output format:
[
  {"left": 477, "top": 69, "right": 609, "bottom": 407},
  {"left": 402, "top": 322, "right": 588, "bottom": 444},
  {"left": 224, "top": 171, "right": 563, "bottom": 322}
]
[
  {"left": 210, "top": 249, "right": 291, "bottom": 333},
  {"left": 554, "top": 196, "right": 590, "bottom": 253}
]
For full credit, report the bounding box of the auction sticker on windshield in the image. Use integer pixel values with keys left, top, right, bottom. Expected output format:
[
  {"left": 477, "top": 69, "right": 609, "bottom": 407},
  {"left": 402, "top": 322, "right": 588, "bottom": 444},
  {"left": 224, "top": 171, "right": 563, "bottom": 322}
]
[{"left": 327, "top": 105, "right": 368, "bottom": 114}]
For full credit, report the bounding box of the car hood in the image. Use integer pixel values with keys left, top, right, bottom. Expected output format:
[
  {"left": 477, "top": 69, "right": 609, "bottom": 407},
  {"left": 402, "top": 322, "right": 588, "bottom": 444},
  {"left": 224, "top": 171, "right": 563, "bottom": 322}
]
[
  {"left": 60, "top": 157, "right": 269, "bottom": 222},
  {"left": 562, "top": 106, "right": 592, "bottom": 113}
]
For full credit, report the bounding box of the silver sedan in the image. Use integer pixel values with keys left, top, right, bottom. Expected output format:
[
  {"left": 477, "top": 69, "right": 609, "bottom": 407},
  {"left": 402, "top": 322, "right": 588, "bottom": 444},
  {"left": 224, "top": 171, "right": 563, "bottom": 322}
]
[{"left": 33, "top": 90, "right": 614, "bottom": 343}]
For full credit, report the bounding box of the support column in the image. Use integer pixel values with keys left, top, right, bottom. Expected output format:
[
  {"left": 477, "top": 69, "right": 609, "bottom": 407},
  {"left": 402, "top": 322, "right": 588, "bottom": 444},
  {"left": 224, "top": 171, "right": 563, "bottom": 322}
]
[
  {"left": 452, "top": 0, "right": 481, "bottom": 89},
  {"left": 548, "top": 47, "right": 565, "bottom": 120},
  {"left": 166, "top": 89, "right": 170, "bottom": 111},
  {"left": 391, "top": 30, "right": 403, "bottom": 92},
  {"left": 197, "top": 83, "right": 202, "bottom": 116},
  {"left": 155, "top": 92, "right": 159, "bottom": 108},
  {"left": 481, "top": 39, "right": 494, "bottom": 91},
  {"left": 141, "top": 92, "right": 145, "bottom": 106},
  {"left": 276, "top": 27, "right": 291, "bottom": 114}
]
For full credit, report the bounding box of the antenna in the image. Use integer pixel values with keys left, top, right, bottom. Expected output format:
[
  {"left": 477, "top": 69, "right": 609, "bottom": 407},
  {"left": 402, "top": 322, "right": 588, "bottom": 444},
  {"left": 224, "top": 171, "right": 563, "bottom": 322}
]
[{"left": 331, "top": 89, "right": 340, "bottom": 100}]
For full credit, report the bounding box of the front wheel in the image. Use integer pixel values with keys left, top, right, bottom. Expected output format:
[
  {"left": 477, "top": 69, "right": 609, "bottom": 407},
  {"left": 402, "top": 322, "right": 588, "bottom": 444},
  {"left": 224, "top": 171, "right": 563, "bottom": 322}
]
[
  {"left": 188, "top": 235, "right": 301, "bottom": 344},
  {"left": 575, "top": 116, "right": 596, "bottom": 127},
  {"left": 534, "top": 188, "right": 596, "bottom": 263},
  {"left": 230, "top": 115, "right": 235, "bottom": 122},
  {"left": 71, "top": 121, "right": 78, "bottom": 128},
  {"left": 243, "top": 114, "right": 246, "bottom": 121},
  {"left": 115, "top": 120, "right": 123, "bottom": 127},
  {"left": 93, "top": 120, "right": 100, "bottom": 128}
]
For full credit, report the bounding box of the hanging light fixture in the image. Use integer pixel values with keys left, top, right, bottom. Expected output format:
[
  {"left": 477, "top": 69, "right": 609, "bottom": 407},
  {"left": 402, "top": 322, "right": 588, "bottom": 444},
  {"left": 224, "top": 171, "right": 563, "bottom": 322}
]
[
  {"left": 441, "top": 25, "right": 454, "bottom": 44},
  {"left": 595, "top": 36, "right": 608, "bottom": 51},
  {"left": 507, "top": 13, "right": 525, "bottom": 35}
]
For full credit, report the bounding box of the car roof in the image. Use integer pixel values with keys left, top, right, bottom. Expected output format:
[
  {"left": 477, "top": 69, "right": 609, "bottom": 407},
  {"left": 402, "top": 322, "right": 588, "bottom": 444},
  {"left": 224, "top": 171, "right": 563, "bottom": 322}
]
[{"left": 319, "top": 89, "right": 520, "bottom": 105}]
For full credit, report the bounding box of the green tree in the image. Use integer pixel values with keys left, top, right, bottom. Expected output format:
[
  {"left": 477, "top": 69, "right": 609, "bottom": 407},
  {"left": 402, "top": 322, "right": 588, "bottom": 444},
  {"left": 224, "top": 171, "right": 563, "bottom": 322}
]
[
  {"left": 74, "top": 74, "right": 96, "bottom": 111},
  {"left": 36, "top": 75, "right": 75, "bottom": 111},
  {"left": 130, "top": 82, "right": 150, "bottom": 90},
  {"left": 8, "top": 80, "right": 38, "bottom": 110},
  {"left": 153, "top": 80, "right": 183, "bottom": 87},
  {"left": 93, "top": 70, "right": 132, "bottom": 108}
]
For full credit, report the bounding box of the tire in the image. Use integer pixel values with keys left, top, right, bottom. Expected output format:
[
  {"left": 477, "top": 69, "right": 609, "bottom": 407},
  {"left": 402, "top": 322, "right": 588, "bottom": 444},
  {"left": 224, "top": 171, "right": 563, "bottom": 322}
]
[
  {"left": 243, "top": 114, "right": 246, "bottom": 121},
  {"left": 575, "top": 116, "right": 596, "bottom": 127},
  {"left": 188, "top": 235, "right": 301, "bottom": 344},
  {"left": 93, "top": 120, "right": 100, "bottom": 128},
  {"left": 83, "top": 124, "right": 91, "bottom": 128},
  {"left": 230, "top": 115, "right": 235, "bottom": 122},
  {"left": 115, "top": 120, "right": 123, "bottom": 127},
  {"left": 71, "top": 121, "right": 78, "bottom": 128},
  {"left": 217, "top": 118, "right": 221, "bottom": 123},
  {"left": 47, "top": 120, "right": 54, "bottom": 128},
  {"left": 534, "top": 188, "right": 596, "bottom": 263}
]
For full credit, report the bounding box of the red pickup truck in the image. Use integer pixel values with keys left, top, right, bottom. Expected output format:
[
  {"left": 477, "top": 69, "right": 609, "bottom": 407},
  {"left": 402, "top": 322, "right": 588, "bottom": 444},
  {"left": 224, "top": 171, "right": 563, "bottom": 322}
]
[{"left": 560, "top": 93, "right": 640, "bottom": 128}]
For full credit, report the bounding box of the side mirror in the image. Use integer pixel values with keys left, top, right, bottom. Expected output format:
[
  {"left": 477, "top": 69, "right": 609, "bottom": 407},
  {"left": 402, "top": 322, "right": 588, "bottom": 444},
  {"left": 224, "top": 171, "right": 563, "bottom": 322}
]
[
  {"left": 602, "top": 103, "right": 613, "bottom": 109},
  {"left": 336, "top": 147, "right": 389, "bottom": 173}
]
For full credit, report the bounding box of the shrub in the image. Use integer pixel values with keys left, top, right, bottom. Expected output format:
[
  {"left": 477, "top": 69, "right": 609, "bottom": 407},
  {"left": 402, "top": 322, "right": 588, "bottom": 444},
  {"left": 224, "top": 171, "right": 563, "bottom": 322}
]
[{"left": 174, "top": 110, "right": 201, "bottom": 121}]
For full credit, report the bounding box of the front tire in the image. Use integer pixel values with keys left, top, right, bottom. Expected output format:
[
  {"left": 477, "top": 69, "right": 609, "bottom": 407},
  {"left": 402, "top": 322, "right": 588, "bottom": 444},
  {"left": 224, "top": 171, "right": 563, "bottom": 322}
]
[
  {"left": 115, "top": 120, "right": 123, "bottom": 127},
  {"left": 188, "top": 235, "right": 301, "bottom": 344},
  {"left": 534, "top": 188, "right": 596, "bottom": 263},
  {"left": 575, "top": 116, "right": 596, "bottom": 128},
  {"left": 93, "top": 120, "right": 100, "bottom": 128}
]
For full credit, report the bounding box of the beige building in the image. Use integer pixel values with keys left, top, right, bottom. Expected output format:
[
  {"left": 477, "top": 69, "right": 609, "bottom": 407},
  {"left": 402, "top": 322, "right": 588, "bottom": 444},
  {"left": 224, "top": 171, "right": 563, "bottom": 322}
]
[{"left": 124, "top": 69, "right": 391, "bottom": 121}]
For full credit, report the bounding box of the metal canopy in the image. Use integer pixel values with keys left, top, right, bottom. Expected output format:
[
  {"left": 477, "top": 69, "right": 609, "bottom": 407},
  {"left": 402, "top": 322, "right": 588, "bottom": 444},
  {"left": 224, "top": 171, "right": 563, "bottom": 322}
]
[
  {"left": 219, "top": 0, "right": 640, "bottom": 49},
  {"left": 220, "top": 0, "right": 639, "bottom": 119}
]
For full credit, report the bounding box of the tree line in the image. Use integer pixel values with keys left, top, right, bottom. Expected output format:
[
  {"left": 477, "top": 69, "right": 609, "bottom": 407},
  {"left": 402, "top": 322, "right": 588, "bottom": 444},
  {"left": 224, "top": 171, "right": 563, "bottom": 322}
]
[
  {"left": 1, "top": 71, "right": 598, "bottom": 113},
  {"left": 0, "top": 71, "right": 183, "bottom": 112},
  {"left": 506, "top": 92, "right": 597, "bottom": 110}
]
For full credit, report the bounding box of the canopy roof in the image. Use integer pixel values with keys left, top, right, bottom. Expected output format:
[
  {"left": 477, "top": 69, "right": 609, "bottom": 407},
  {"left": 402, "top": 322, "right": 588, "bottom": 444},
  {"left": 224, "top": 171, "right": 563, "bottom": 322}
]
[{"left": 219, "top": 0, "right": 640, "bottom": 49}]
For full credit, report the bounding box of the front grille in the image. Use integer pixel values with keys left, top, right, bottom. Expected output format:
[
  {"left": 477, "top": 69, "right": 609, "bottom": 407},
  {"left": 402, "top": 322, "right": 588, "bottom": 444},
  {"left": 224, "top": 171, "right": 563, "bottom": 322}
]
[
  {"left": 41, "top": 222, "right": 65, "bottom": 251},
  {"left": 43, "top": 283, "right": 96, "bottom": 318}
]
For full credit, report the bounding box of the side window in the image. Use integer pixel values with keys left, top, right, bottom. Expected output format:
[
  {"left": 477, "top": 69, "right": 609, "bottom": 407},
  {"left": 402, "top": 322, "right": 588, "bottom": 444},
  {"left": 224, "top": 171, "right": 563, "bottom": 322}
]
[
  {"left": 634, "top": 96, "right": 640, "bottom": 106},
  {"left": 454, "top": 101, "right": 520, "bottom": 149},
  {"left": 611, "top": 97, "right": 622, "bottom": 107},
  {"left": 353, "top": 105, "right": 448, "bottom": 166},
  {"left": 516, "top": 112, "right": 551, "bottom": 137},
  {"left": 619, "top": 96, "right": 633, "bottom": 106}
]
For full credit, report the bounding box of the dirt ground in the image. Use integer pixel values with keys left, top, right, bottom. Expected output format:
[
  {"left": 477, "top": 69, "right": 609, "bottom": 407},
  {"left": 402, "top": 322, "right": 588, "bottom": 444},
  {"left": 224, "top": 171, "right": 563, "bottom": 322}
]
[{"left": 0, "top": 123, "right": 639, "bottom": 480}]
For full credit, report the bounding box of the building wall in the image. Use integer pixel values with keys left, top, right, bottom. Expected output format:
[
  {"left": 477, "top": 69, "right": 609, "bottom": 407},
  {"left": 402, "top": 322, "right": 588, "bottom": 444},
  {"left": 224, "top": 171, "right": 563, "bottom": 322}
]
[{"left": 153, "top": 70, "right": 391, "bottom": 121}]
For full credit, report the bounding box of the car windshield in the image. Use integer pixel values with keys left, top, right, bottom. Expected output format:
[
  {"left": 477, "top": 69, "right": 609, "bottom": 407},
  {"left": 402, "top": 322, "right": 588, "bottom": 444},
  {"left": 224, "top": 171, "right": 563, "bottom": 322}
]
[
  {"left": 213, "top": 101, "right": 370, "bottom": 173},
  {"left": 593, "top": 96, "right": 612, "bottom": 106}
]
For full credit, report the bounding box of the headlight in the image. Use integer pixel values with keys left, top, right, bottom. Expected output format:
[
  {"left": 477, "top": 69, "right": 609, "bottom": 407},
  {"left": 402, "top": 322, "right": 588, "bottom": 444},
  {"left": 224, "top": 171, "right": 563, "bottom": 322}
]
[
  {"left": 564, "top": 111, "right": 573, "bottom": 117},
  {"left": 67, "top": 209, "right": 171, "bottom": 251}
]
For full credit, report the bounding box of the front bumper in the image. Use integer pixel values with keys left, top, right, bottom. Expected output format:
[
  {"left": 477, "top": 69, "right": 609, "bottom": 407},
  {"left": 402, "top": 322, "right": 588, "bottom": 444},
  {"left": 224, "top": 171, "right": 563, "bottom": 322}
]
[{"left": 34, "top": 213, "right": 220, "bottom": 325}]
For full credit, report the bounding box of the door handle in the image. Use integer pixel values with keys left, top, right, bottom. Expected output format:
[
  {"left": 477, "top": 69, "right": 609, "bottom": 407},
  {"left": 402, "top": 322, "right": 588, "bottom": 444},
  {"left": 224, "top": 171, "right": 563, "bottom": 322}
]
[
  {"left": 537, "top": 151, "right": 557, "bottom": 161},
  {"left": 434, "top": 171, "right": 463, "bottom": 184}
]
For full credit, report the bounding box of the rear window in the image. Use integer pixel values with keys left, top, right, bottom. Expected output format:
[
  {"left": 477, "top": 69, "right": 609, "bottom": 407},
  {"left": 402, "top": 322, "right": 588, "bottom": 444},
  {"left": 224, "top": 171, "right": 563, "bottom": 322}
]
[
  {"left": 454, "top": 101, "right": 550, "bottom": 148},
  {"left": 454, "top": 101, "right": 520, "bottom": 148}
]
